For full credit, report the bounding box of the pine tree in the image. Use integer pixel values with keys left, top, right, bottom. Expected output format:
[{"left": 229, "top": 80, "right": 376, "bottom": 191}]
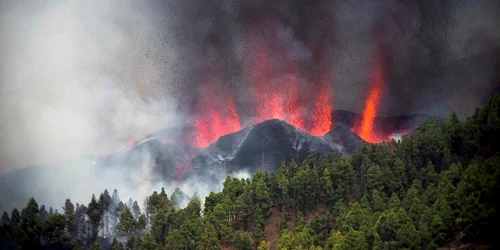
[
  {"left": 210, "top": 203, "right": 232, "bottom": 243},
  {"left": 233, "top": 233, "right": 252, "bottom": 250},
  {"left": 19, "top": 198, "right": 42, "bottom": 249},
  {"left": 132, "top": 201, "right": 141, "bottom": 219},
  {"left": 116, "top": 208, "right": 138, "bottom": 237},
  {"left": 11, "top": 208, "right": 20, "bottom": 228},
  {"left": 165, "top": 228, "right": 187, "bottom": 250},
  {"left": 86, "top": 194, "right": 104, "bottom": 245},
  {"left": 257, "top": 240, "right": 271, "bottom": 250},
  {"left": 197, "top": 222, "right": 220, "bottom": 250},
  {"left": 1, "top": 211, "right": 10, "bottom": 226},
  {"left": 63, "top": 199, "right": 78, "bottom": 239},
  {"left": 99, "top": 190, "right": 111, "bottom": 235},
  {"left": 39, "top": 205, "right": 49, "bottom": 222},
  {"left": 140, "top": 233, "right": 158, "bottom": 250},
  {"left": 110, "top": 238, "right": 124, "bottom": 250}
]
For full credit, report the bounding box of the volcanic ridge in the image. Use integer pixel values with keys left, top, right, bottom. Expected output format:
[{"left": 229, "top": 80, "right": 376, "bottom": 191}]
[{"left": 94, "top": 112, "right": 439, "bottom": 183}]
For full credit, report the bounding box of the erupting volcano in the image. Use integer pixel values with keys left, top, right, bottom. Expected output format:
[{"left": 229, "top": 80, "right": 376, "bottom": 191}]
[{"left": 187, "top": 31, "right": 336, "bottom": 149}]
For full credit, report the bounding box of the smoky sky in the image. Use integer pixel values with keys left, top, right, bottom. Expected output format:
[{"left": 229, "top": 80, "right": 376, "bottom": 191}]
[
  {"left": 167, "top": 0, "right": 500, "bottom": 119},
  {"left": 0, "top": 0, "right": 499, "bottom": 174}
]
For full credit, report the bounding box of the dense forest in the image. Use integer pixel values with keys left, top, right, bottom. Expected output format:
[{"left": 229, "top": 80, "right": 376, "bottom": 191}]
[{"left": 1, "top": 94, "right": 499, "bottom": 250}]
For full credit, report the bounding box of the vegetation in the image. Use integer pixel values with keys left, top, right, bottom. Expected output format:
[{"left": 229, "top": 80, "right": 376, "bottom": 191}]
[{"left": 1, "top": 94, "right": 500, "bottom": 249}]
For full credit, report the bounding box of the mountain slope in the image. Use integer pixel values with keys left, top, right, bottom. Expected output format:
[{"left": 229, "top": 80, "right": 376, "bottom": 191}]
[
  {"left": 192, "top": 119, "right": 339, "bottom": 181},
  {"left": 322, "top": 124, "right": 366, "bottom": 154}
]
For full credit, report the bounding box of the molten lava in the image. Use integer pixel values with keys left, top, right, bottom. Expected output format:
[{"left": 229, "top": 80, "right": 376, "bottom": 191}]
[
  {"left": 247, "top": 33, "right": 332, "bottom": 134},
  {"left": 353, "top": 52, "right": 385, "bottom": 143},
  {"left": 310, "top": 46, "right": 334, "bottom": 136},
  {"left": 252, "top": 47, "right": 286, "bottom": 122},
  {"left": 311, "top": 91, "right": 333, "bottom": 136},
  {"left": 284, "top": 66, "right": 306, "bottom": 131},
  {"left": 192, "top": 85, "right": 242, "bottom": 148}
]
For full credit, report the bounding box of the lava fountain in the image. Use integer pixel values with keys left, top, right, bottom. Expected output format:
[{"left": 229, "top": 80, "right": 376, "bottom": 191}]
[
  {"left": 192, "top": 79, "right": 242, "bottom": 148},
  {"left": 310, "top": 42, "right": 334, "bottom": 136},
  {"left": 353, "top": 51, "right": 386, "bottom": 143}
]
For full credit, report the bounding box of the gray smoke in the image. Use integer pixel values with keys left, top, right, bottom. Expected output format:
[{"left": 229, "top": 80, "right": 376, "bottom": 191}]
[{"left": 165, "top": 0, "right": 500, "bottom": 119}]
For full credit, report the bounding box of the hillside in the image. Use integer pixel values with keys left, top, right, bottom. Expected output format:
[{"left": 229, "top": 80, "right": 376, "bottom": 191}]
[{"left": 1, "top": 94, "right": 499, "bottom": 249}]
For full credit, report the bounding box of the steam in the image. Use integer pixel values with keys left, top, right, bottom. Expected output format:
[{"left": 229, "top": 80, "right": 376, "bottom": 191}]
[{"left": 0, "top": 1, "right": 182, "bottom": 174}]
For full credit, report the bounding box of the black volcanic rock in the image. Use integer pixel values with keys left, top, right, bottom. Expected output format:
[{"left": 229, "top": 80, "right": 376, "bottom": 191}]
[
  {"left": 192, "top": 119, "right": 339, "bottom": 181},
  {"left": 323, "top": 124, "right": 366, "bottom": 155}
]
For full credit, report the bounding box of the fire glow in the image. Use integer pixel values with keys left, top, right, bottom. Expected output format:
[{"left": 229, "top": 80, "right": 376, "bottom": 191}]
[
  {"left": 189, "top": 34, "right": 335, "bottom": 148},
  {"left": 352, "top": 51, "right": 386, "bottom": 143},
  {"left": 191, "top": 81, "right": 242, "bottom": 148}
]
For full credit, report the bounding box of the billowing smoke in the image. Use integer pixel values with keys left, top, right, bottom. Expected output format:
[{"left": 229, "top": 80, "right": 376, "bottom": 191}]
[
  {"left": 0, "top": 1, "right": 182, "bottom": 174},
  {"left": 166, "top": 0, "right": 500, "bottom": 120},
  {"left": 0, "top": 0, "right": 499, "bottom": 212}
]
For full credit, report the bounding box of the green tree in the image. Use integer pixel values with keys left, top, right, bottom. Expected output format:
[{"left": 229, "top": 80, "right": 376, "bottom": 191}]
[
  {"left": 165, "top": 229, "right": 187, "bottom": 250},
  {"left": 86, "top": 194, "right": 104, "bottom": 246},
  {"left": 277, "top": 229, "right": 294, "bottom": 250},
  {"left": 277, "top": 162, "right": 290, "bottom": 211},
  {"left": 140, "top": 233, "right": 157, "bottom": 250},
  {"left": 18, "top": 197, "right": 42, "bottom": 249},
  {"left": 132, "top": 201, "right": 141, "bottom": 219},
  {"left": 64, "top": 199, "right": 78, "bottom": 239},
  {"left": 430, "top": 215, "right": 448, "bottom": 245},
  {"left": 42, "top": 214, "right": 69, "bottom": 247},
  {"left": 371, "top": 190, "right": 386, "bottom": 212},
  {"left": 110, "top": 238, "right": 124, "bottom": 250},
  {"left": 11, "top": 208, "right": 20, "bottom": 228},
  {"left": 197, "top": 222, "right": 220, "bottom": 250},
  {"left": 311, "top": 213, "right": 328, "bottom": 245},
  {"left": 39, "top": 205, "right": 49, "bottom": 222},
  {"left": 280, "top": 211, "right": 289, "bottom": 232},
  {"left": 336, "top": 229, "right": 367, "bottom": 250},
  {"left": 253, "top": 226, "right": 266, "bottom": 247},
  {"left": 233, "top": 233, "right": 252, "bottom": 250},
  {"left": 257, "top": 240, "right": 271, "bottom": 250},
  {"left": 209, "top": 203, "right": 232, "bottom": 243},
  {"left": 117, "top": 208, "right": 138, "bottom": 237}
]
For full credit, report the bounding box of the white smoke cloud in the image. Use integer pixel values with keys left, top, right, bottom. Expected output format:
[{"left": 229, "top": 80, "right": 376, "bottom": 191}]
[{"left": 0, "top": 0, "right": 182, "bottom": 175}]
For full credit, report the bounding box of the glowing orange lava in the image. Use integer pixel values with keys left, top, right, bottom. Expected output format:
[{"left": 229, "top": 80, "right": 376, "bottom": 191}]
[
  {"left": 353, "top": 52, "right": 385, "bottom": 143},
  {"left": 192, "top": 81, "right": 242, "bottom": 148},
  {"left": 310, "top": 45, "right": 334, "bottom": 136},
  {"left": 311, "top": 91, "right": 333, "bottom": 135},
  {"left": 247, "top": 33, "right": 332, "bottom": 134},
  {"left": 284, "top": 66, "right": 306, "bottom": 131},
  {"left": 252, "top": 47, "right": 286, "bottom": 122}
]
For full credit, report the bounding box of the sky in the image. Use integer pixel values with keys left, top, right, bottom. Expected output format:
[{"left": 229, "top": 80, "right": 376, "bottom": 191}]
[{"left": 0, "top": 0, "right": 499, "bottom": 175}]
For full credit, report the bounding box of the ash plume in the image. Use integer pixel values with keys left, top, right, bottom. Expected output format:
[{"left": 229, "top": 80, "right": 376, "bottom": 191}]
[{"left": 166, "top": 0, "right": 500, "bottom": 120}]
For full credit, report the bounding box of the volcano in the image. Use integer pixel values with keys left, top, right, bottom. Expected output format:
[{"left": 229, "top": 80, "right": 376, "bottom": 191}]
[
  {"left": 190, "top": 119, "right": 338, "bottom": 182},
  {"left": 95, "top": 118, "right": 340, "bottom": 183},
  {"left": 94, "top": 111, "right": 442, "bottom": 183},
  {"left": 0, "top": 111, "right": 443, "bottom": 212}
]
